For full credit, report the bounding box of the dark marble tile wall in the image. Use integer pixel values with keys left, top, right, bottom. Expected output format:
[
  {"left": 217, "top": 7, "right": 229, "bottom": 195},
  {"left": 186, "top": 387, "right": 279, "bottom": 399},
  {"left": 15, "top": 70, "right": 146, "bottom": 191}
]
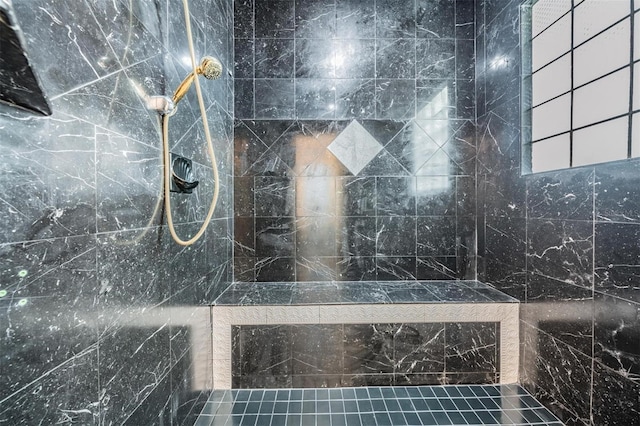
[
  {"left": 232, "top": 322, "right": 498, "bottom": 388},
  {"left": 477, "top": 1, "right": 640, "bottom": 424},
  {"left": 233, "top": 0, "right": 478, "bottom": 282},
  {"left": 0, "top": 0, "right": 233, "bottom": 425},
  {"left": 234, "top": 0, "right": 475, "bottom": 121}
]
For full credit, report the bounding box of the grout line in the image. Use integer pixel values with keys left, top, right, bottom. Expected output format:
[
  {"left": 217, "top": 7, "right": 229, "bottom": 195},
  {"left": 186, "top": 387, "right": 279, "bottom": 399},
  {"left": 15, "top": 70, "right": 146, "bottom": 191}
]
[{"left": 569, "top": 0, "right": 575, "bottom": 168}]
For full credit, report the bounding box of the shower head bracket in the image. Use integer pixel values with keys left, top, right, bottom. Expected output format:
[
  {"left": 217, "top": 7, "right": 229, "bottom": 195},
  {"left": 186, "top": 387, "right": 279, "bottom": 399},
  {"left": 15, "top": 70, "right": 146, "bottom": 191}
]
[{"left": 170, "top": 153, "right": 199, "bottom": 194}]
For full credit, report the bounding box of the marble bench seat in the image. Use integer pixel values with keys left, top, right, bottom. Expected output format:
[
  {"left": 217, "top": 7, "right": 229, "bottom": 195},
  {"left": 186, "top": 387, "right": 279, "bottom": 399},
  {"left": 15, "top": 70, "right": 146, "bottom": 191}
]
[
  {"left": 211, "top": 281, "right": 519, "bottom": 389},
  {"left": 214, "top": 280, "right": 518, "bottom": 306}
]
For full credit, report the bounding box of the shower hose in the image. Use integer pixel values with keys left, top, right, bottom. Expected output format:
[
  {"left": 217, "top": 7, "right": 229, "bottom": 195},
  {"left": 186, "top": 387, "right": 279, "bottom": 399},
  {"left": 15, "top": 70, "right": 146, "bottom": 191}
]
[{"left": 161, "top": 0, "right": 220, "bottom": 246}]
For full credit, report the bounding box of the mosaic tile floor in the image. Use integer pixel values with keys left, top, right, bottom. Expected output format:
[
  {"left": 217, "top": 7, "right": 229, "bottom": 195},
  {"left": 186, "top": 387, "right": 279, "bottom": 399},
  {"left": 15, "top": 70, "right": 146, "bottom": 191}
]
[{"left": 194, "top": 384, "right": 564, "bottom": 426}]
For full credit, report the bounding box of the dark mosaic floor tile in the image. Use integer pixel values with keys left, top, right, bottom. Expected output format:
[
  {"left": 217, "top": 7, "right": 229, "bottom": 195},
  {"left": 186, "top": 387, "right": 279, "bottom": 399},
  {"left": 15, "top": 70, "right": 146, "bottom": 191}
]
[{"left": 198, "top": 385, "right": 564, "bottom": 425}]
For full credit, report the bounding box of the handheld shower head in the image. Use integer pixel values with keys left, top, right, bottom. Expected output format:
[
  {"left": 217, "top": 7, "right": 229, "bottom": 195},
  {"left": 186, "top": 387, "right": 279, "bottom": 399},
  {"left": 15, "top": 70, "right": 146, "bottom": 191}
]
[
  {"left": 172, "top": 56, "right": 223, "bottom": 106},
  {"left": 199, "top": 56, "right": 223, "bottom": 80}
]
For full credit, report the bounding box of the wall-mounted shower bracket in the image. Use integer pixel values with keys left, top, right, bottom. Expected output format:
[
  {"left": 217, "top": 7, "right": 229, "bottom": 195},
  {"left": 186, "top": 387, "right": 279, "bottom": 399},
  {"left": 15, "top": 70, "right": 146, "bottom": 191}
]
[{"left": 170, "top": 153, "right": 199, "bottom": 194}]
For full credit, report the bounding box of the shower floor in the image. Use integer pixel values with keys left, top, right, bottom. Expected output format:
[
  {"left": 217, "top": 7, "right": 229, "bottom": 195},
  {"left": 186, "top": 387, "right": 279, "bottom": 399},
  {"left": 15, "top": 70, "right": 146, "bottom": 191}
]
[{"left": 194, "top": 384, "right": 564, "bottom": 426}]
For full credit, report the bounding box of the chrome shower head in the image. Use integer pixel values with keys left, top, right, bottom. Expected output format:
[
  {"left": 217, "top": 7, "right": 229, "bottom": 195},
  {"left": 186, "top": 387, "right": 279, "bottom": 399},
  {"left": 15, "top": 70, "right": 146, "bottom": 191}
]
[{"left": 172, "top": 56, "right": 223, "bottom": 106}]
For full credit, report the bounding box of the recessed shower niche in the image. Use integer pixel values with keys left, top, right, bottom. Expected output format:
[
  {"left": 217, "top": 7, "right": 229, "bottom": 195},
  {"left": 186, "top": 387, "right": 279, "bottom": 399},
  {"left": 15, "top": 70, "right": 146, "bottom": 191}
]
[{"left": 0, "top": 0, "right": 51, "bottom": 115}]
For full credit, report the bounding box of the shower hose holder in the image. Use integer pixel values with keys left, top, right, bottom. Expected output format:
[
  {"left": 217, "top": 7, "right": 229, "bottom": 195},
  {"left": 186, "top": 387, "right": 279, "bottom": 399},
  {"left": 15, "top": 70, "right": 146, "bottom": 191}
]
[{"left": 170, "top": 153, "right": 199, "bottom": 194}]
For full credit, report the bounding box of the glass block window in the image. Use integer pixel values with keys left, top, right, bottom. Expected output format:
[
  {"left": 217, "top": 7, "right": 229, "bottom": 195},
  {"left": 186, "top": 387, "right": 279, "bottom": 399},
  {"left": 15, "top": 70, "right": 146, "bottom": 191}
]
[{"left": 523, "top": 0, "right": 637, "bottom": 173}]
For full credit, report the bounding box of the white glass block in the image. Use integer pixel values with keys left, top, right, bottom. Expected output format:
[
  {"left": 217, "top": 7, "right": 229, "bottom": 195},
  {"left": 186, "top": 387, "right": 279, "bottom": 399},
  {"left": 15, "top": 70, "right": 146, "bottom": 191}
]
[
  {"left": 574, "top": 18, "right": 630, "bottom": 87},
  {"left": 574, "top": 0, "right": 631, "bottom": 46},
  {"left": 632, "top": 112, "right": 640, "bottom": 157},
  {"left": 636, "top": 13, "right": 640, "bottom": 61},
  {"left": 573, "top": 68, "right": 630, "bottom": 129},
  {"left": 532, "top": 13, "right": 571, "bottom": 72},
  {"left": 573, "top": 116, "right": 628, "bottom": 166},
  {"left": 532, "top": 53, "right": 571, "bottom": 106},
  {"left": 532, "top": 94, "right": 571, "bottom": 141},
  {"left": 531, "top": 134, "right": 571, "bottom": 173},
  {"left": 634, "top": 63, "right": 640, "bottom": 110},
  {"left": 532, "top": 0, "right": 572, "bottom": 37}
]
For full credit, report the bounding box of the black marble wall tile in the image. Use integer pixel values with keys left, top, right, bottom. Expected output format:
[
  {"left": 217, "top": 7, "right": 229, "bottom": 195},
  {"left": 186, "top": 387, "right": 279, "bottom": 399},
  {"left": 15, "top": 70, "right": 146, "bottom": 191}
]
[
  {"left": 455, "top": 0, "right": 475, "bottom": 40},
  {"left": 376, "top": 39, "right": 416, "bottom": 79},
  {"left": 477, "top": 98, "right": 522, "bottom": 174},
  {"left": 0, "top": 113, "right": 96, "bottom": 242},
  {"left": 255, "top": 38, "right": 294, "bottom": 78},
  {"left": 376, "top": 0, "right": 417, "bottom": 38},
  {"left": 255, "top": 176, "right": 295, "bottom": 217},
  {"left": 592, "top": 361, "right": 640, "bottom": 426},
  {"left": 292, "top": 324, "right": 344, "bottom": 375},
  {"left": 521, "top": 324, "right": 592, "bottom": 426},
  {"left": 12, "top": 1, "right": 118, "bottom": 97},
  {"left": 255, "top": 0, "right": 295, "bottom": 39},
  {"left": 456, "top": 78, "right": 476, "bottom": 119},
  {"left": 416, "top": 79, "right": 457, "bottom": 119},
  {"left": 295, "top": 0, "right": 336, "bottom": 39},
  {"left": 0, "top": 238, "right": 98, "bottom": 409},
  {"left": 255, "top": 79, "right": 295, "bottom": 119},
  {"left": 456, "top": 39, "right": 476, "bottom": 81},
  {"left": 234, "top": 0, "right": 254, "bottom": 39},
  {"left": 255, "top": 217, "right": 296, "bottom": 257},
  {"left": 416, "top": 176, "right": 457, "bottom": 216},
  {"left": 337, "top": 177, "right": 376, "bottom": 217},
  {"left": 594, "top": 222, "right": 640, "bottom": 303},
  {"left": 122, "top": 363, "right": 172, "bottom": 425},
  {"left": 295, "top": 79, "right": 336, "bottom": 119},
  {"left": 0, "top": 331, "right": 99, "bottom": 424},
  {"left": 96, "top": 132, "right": 163, "bottom": 233},
  {"left": 482, "top": 213, "right": 526, "bottom": 300},
  {"left": 234, "top": 325, "right": 292, "bottom": 378},
  {"left": 235, "top": 79, "right": 255, "bottom": 119},
  {"left": 233, "top": 322, "right": 499, "bottom": 389},
  {"left": 343, "top": 324, "right": 397, "bottom": 375},
  {"left": 336, "top": 256, "right": 377, "bottom": 281},
  {"left": 594, "top": 292, "right": 640, "bottom": 382},
  {"left": 395, "top": 323, "right": 446, "bottom": 374},
  {"left": 524, "top": 274, "right": 594, "bottom": 357},
  {"left": 376, "top": 177, "right": 417, "bottom": 216},
  {"left": 416, "top": 0, "right": 455, "bottom": 39},
  {"left": 375, "top": 79, "right": 417, "bottom": 120},
  {"left": 527, "top": 170, "right": 595, "bottom": 220},
  {"left": 416, "top": 39, "right": 456, "bottom": 79},
  {"left": 296, "top": 257, "right": 339, "bottom": 281},
  {"left": 255, "top": 257, "right": 296, "bottom": 282},
  {"left": 336, "top": 0, "right": 375, "bottom": 38},
  {"left": 477, "top": 0, "right": 639, "bottom": 421},
  {"left": 377, "top": 216, "right": 417, "bottom": 256},
  {"left": 416, "top": 216, "right": 457, "bottom": 256},
  {"left": 235, "top": 39, "right": 255, "bottom": 79},
  {"left": 233, "top": 1, "right": 476, "bottom": 282},
  {"left": 445, "top": 323, "right": 497, "bottom": 373},
  {"left": 99, "top": 325, "right": 172, "bottom": 425},
  {"left": 335, "top": 79, "right": 376, "bottom": 119},
  {"left": 2, "top": 0, "right": 234, "bottom": 421},
  {"left": 595, "top": 159, "right": 640, "bottom": 223},
  {"left": 296, "top": 216, "right": 337, "bottom": 257},
  {"left": 295, "top": 38, "right": 336, "bottom": 79},
  {"left": 527, "top": 219, "right": 593, "bottom": 290},
  {"left": 376, "top": 256, "right": 418, "bottom": 280},
  {"left": 337, "top": 217, "right": 377, "bottom": 257},
  {"left": 416, "top": 256, "right": 459, "bottom": 280}
]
